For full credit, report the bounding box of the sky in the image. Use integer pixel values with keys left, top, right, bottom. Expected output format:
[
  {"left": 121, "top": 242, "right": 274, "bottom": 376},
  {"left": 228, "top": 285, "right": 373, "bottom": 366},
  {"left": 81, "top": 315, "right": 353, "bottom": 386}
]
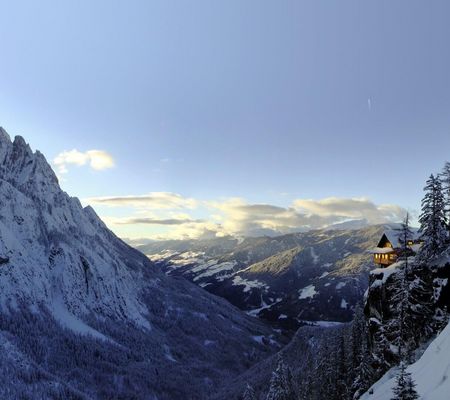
[{"left": 1, "top": 0, "right": 450, "bottom": 240}]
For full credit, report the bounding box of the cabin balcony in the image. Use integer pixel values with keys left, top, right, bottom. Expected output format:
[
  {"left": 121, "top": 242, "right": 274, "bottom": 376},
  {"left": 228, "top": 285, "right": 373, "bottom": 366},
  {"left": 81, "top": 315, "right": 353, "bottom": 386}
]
[{"left": 373, "top": 253, "right": 397, "bottom": 266}]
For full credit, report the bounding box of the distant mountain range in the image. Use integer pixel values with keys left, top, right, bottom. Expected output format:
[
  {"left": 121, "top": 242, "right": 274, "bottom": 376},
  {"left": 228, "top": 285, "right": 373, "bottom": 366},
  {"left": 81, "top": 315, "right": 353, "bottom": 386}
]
[{"left": 139, "top": 225, "right": 388, "bottom": 333}]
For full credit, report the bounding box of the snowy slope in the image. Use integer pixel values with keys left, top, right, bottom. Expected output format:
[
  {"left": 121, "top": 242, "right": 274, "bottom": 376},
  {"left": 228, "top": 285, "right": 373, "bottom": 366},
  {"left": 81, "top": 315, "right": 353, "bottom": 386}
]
[
  {"left": 0, "top": 128, "right": 279, "bottom": 399},
  {"left": 361, "top": 322, "right": 450, "bottom": 400}
]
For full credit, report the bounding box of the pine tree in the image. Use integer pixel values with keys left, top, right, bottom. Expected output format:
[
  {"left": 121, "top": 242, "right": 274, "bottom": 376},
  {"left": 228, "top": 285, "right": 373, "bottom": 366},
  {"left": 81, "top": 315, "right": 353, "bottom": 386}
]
[
  {"left": 335, "top": 334, "right": 349, "bottom": 399},
  {"left": 350, "top": 305, "right": 365, "bottom": 373},
  {"left": 397, "top": 213, "right": 414, "bottom": 264},
  {"left": 418, "top": 174, "right": 447, "bottom": 259},
  {"left": 316, "top": 341, "right": 336, "bottom": 399},
  {"left": 391, "top": 362, "right": 419, "bottom": 400},
  {"left": 439, "top": 161, "right": 450, "bottom": 226},
  {"left": 352, "top": 338, "right": 375, "bottom": 399},
  {"left": 266, "top": 356, "right": 296, "bottom": 400},
  {"left": 242, "top": 383, "right": 257, "bottom": 400}
]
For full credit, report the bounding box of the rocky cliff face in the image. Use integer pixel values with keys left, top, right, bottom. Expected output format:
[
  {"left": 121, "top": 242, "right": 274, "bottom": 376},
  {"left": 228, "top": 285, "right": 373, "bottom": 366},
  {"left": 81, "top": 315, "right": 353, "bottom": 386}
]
[{"left": 0, "top": 129, "right": 279, "bottom": 399}]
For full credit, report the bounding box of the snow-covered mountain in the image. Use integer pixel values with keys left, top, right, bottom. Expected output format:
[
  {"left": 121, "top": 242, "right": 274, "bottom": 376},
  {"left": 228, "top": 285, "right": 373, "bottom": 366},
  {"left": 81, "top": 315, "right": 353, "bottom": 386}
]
[
  {"left": 141, "top": 226, "right": 386, "bottom": 333},
  {"left": 0, "top": 128, "right": 279, "bottom": 399}
]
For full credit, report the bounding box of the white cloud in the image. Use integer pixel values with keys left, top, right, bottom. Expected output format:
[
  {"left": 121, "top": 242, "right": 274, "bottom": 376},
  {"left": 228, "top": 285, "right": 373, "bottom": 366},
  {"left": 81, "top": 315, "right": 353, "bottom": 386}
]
[
  {"left": 293, "top": 197, "right": 404, "bottom": 223},
  {"left": 86, "top": 192, "right": 198, "bottom": 210},
  {"left": 53, "top": 149, "right": 115, "bottom": 174},
  {"left": 86, "top": 193, "right": 407, "bottom": 240}
]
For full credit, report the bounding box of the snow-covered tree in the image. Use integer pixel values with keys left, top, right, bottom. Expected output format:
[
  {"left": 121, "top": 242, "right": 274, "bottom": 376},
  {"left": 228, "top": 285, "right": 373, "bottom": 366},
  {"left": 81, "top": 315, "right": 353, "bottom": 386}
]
[
  {"left": 352, "top": 338, "right": 375, "bottom": 399},
  {"left": 242, "top": 383, "right": 257, "bottom": 400},
  {"left": 349, "top": 305, "right": 375, "bottom": 398},
  {"left": 439, "top": 161, "right": 450, "bottom": 226},
  {"left": 266, "top": 356, "right": 296, "bottom": 400},
  {"left": 397, "top": 213, "right": 414, "bottom": 264},
  {"left": 391, "top": 362, "right": 419, "bottom": 400},
  {"left": 418, "top": 174, "right": 447, "bottom": 259},
  {"left": 335, "top": 334, "right": 349, "bottom": 399}
]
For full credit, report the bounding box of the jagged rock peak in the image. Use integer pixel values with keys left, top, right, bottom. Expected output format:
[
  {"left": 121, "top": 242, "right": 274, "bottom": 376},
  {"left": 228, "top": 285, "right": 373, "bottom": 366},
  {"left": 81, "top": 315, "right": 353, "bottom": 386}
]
[
  {"left": 0, "top": 127, "right": 59, "bottom": 189},
  {"left": 0, "top": 127, "right": 11, "bottom": 143}
]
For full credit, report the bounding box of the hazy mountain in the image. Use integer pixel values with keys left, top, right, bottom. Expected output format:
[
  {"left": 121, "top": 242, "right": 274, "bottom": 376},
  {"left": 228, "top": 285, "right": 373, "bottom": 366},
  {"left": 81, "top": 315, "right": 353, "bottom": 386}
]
[
  {"left": 140, "top": 225, "right": 387, "bottom": 333},
  {"left": 0, "top": 129, "right": 279, "bottom": 399}
]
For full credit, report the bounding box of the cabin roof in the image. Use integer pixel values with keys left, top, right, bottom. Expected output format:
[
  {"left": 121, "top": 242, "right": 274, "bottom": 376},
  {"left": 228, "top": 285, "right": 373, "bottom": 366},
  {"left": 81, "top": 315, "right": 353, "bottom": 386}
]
[{"left": 376, "top": 228, "right": 421, "bottom": 249}]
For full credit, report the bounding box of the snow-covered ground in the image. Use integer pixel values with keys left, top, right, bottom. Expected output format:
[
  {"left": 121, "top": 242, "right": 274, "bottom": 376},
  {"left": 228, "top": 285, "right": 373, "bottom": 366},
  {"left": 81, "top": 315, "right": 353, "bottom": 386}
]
[
  {"left": 361, "top": 322, "right": 450, "bottom": 400},
  {"left": 298, "top": 284, "right": 317, "bottom": 299}
]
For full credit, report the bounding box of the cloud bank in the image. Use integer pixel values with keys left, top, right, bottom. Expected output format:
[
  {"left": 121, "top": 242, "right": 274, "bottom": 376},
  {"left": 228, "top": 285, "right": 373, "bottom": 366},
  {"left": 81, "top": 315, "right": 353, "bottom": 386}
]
[{"left": 85, "top": 193, "right": 407, "bottom": 240}]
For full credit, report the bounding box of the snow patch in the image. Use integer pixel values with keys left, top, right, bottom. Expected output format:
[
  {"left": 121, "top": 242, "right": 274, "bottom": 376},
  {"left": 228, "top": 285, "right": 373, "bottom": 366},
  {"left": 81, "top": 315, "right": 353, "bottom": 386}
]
[
  {"left": 232, "top": 276, "right": 268, "bottom": 293},
  {"left": 298, "top": 285, "right": 317, "bottom": 300}
]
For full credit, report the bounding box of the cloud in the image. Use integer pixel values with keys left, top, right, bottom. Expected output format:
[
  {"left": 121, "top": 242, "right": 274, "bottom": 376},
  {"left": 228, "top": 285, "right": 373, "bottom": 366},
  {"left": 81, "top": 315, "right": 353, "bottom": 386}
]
[
  {"left": 113, "top": 217, "right": 205, "bottom": 225},
  {"left": 53, "top": 149, "right": 115, "bottom": 174},
  {"left": 86, "top": 192, "right": 198, "bottom": 210},
  {"left": 293, "top": 197, "right": 404, "bottom": 223},
  {"left": 205, "top": 197, "right": 406, "bottom": 237},
  {"left": 87, "top": 193, "right": 407, "bottom": 240}
]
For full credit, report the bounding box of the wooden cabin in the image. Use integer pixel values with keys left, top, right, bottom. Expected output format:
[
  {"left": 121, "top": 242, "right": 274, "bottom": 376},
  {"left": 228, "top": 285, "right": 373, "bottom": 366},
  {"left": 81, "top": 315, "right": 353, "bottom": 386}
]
[{"left": 372, "top": 230, "right": 422, "bottom": 267}]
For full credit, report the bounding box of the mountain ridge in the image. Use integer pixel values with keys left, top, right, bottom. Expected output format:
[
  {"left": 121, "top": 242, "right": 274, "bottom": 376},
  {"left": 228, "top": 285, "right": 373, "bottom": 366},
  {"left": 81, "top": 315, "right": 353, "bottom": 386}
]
[{"left": 0, "top": 129, "right": 279, "bottom": 399}]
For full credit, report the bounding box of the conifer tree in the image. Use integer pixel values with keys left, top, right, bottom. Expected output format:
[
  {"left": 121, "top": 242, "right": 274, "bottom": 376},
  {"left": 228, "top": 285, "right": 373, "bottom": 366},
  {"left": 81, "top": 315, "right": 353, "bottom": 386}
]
[
  {"left": 391, "top": 362, "right": 419, "bottom": 400},
  {"left": 440, "top": 161, "right": 450, "bottom": 226},
  {"left": 418, "top": 174, "right": 447, "bottom": 259},
  {"left": 397, "top": 213, "right": 414, "bottom": 265},
  {"left": 335, "top": 334, "right": 349, "bottom": 399},
  {"left": 266, "top": 356, "right": 296, "bottom": 400},
  {"left": 242, "top": 383, "right": 257, "bottom": 400},
  {"left": 350, "top": 305, "right": 366, "bottom": 372},
  {"left": 352, "top": 338, "right": 375, "bottom": 399}
]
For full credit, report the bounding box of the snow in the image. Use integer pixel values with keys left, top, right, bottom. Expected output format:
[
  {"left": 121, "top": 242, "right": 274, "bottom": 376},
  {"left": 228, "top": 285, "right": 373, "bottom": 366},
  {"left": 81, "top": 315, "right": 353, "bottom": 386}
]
[
  {"left": 232, "top": 275, "right": 268, "bottom": 293},
  {"left": 312, "top": 320, "right": 344, "bottom": 328},
  {"left": 51, "top": 291, "right": 111, "bottom": 342},
  {"left": 278, "top": 314, "right": 288, "bottom": 319},
  {"left": 340, "top": 299, "right": 348, "bottom": 309},
  {"left": 298, "top": 320, "right": 344, "bottom": 328},
  {"left": 319, "top": 272, "right": 330, "bottom": 279},
  {"left": 298, "top": 284, "right": 317, "bottom": 300},
  {"left": 163, "top": 345, "right": 177, "bottom": 362},
  {"left": 370, "top": 261, "right": 403, "bottom": 288},
  {"left": 252, "top": 335, "right": 265, "bottom": 344},
  {"left": 369, "top": 247, "right": 396, "bottom": 254},
  {"left": 192, "top": 261, "right": 236, "bottom": 280},
  {"left": 192, "top": 312, "right": 209, "bottom": 321},
  {"left": 434, "top": 278, "right": 448, "bottom": 300},
  {"left": 361, "top": 322, "right": 450, "bottom": 400},
  {"left": 247, "top": 295, "right": 282, "bottom": 317},
  {"left": 335, "top": 281, "right": 347, "bottom": 290}
]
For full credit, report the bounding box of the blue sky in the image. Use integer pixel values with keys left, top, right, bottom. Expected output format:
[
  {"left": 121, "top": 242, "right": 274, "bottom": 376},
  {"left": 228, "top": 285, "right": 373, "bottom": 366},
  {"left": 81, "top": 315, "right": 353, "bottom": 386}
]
[{"left": 1, "top": 0, "right": 450, "bottom": 239}]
